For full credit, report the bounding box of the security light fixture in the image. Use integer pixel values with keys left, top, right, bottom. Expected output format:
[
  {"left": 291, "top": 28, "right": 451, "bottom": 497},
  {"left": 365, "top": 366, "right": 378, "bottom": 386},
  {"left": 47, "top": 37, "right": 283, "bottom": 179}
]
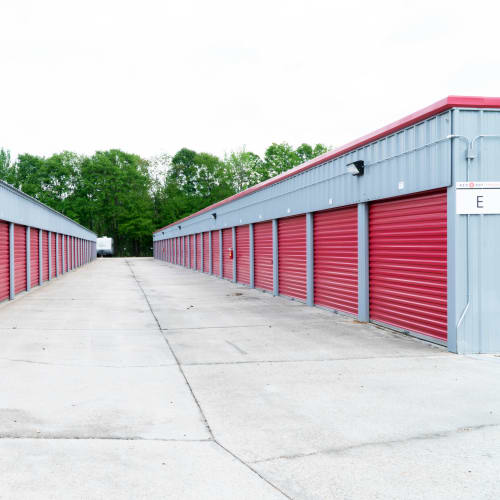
[
  {"left": 178, "top": 225, "right": 181, "bottom": 230},
  {"left": 212, "top": 213, "right": 217, "bottom": 220},
  {"left": 346, "top": 160, "right": 364, "bottom": 176}
]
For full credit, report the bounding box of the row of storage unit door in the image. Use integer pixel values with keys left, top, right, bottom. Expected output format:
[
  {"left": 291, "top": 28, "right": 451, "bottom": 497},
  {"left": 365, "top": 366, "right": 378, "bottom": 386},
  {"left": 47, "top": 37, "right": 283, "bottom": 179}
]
[
  {"left": 0, "top": 220, "right": 95, "bottom": 302},
  {"left": 154, "top": 190, "right": 447, "bottom": 343}
]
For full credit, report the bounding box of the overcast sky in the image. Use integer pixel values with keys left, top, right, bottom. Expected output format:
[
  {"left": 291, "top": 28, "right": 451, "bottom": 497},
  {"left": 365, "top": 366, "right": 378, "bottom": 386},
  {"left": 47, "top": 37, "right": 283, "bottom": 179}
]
[{"left": 0, "top": 0, "right": 499, "bottom": 160}]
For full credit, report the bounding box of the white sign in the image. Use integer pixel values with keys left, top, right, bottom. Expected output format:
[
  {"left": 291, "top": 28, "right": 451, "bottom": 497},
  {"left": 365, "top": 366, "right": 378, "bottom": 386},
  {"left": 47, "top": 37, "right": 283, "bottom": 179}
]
[{"left": 456, "top": 182, "right": 500, "bottom": 214}]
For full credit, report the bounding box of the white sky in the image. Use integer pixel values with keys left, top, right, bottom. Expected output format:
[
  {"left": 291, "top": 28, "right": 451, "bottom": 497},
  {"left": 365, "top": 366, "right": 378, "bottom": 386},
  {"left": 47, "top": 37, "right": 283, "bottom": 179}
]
[{"left": 1, "top": 0, "right": 499, "bottom": 160}]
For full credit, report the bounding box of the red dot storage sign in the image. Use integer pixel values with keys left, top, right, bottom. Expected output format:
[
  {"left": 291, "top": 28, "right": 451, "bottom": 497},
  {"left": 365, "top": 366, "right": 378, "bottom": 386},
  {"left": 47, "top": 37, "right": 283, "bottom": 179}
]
[{"left": 456, "top": 182, "right": 500, "bottom": 214}]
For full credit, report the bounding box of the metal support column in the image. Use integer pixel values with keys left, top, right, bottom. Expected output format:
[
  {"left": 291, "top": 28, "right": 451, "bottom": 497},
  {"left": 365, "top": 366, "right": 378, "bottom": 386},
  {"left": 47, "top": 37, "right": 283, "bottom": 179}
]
[
  {"left": 306, "top": 212, "right": 314, "bottom": 306},
  {"left": 249, "top": 223, "right": 255, "bottom": 288},
  {"left": 48, "top": 232, "right": 52, "bottom": 280},
  {"left": 182, "top": 237, "right": 185, "bottom": 267},
  {"left": 200, "top": 234, "right": 204, "bottom": 272},
  {"left": 219, "top": 230, "right": 223, "bottom": 278},
  {"left": 357, "top": 203, "right": 369, "bottom": 322},
  {"left": 26, "top": 227, "right": 31, "bottom": 292},
  {"left": 209, "top": 231, "right": 212, "bottom": 274},
  {"left": 232, "top": 227, "right": 236, "bottom": 283},
  {"left": 9, "top": 223, "right": 14, "bottom": 300},
  {"left": 38, "top": 229, "right": 42, "bottom": 285},
  {"left": 272, "top": 219, "right": 279, "bottom": 297},
  {"left": 62, "top": 235, "right": 65, "bottom": 274},
  {"left": 193, "top": 235, "right": 196, "bottom": 270},
  {"left": 56, "top": 234, "right": 59, "bottom": 277}
]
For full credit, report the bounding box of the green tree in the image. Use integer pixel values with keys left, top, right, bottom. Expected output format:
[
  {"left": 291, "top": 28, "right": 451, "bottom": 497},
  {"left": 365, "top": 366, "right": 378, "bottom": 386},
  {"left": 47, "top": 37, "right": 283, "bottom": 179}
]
[
  {"left": 225, "top": 149, "right": 264, "bottom": 192},
  {"left": 0, "top": 149, "right": 15, "bottom": 183},
  {"left": 70, "top": 150, "right": 153, "bottom": 256}
]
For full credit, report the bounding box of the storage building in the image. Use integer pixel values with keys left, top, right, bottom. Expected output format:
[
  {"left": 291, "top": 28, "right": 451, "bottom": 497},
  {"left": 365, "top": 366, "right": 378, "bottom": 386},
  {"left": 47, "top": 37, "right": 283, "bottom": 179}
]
[
  {"left": 0, "top": 180, "right": 96, "bottom": 302},
  {"left": 153, "top": 96, "right": 500, "bottom": 354}
]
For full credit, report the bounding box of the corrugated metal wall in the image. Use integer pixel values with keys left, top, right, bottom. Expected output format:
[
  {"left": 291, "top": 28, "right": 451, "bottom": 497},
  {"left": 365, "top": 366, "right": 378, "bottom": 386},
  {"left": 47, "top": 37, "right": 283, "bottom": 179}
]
[
  {"left": 14, "top": 225, "right": 27, "bottom": 294},
  {"left": 314, "top": 206, "right": 358, "bottom": 315},
  {"left": 154, "top": 112, "right": 451, "bottom": 241},
  {"left": 254, "top": 221, "right": 273, "bottom": 291},
  {"left": 450, "top": 108, "right": 500, "bottom": 353},
  {"left": 236, "top": 225, "right": 250, "bottom": 285},
  {"left": 0, "top": 221, "right": 9, "bottom": 301},
  {"left": 30, "top": 228, "right": 40, "bottom": 288},
  {"left": 278, "top": 215, "right": 307, "bottom": 300},
  {"left": 0, "top": 181, "right": 95, "bottom": 241},
  {"left": 152, "top": 105, "right": 500, "bottom": 354},
  {"left": 369, "top": 190, "right": 447, "bottom": 341},
  {"left": 222, "top": 228, "right": 232, "bottom": 280}
]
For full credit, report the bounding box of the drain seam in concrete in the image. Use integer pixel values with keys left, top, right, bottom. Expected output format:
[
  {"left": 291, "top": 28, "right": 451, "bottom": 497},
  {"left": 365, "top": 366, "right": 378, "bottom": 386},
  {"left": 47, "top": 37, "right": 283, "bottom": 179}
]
[
  {"left": 250, "top": 422, "right": 500, "bottom": 464},
  {"left": 128, "top": 260, "right": 291, "bottom": 500}
]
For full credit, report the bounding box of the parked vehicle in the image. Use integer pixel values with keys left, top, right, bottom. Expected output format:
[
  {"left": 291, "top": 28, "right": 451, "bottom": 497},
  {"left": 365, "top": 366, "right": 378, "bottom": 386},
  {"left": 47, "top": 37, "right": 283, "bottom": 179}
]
[{"left": 96, "top": 236, "right": 114, "bottom": 257}]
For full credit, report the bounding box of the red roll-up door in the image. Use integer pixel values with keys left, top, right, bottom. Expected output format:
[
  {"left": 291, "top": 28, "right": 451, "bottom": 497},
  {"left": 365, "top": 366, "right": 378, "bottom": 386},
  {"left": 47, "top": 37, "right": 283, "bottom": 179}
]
[
  {"left": 222, "top": 228, "right": 232, "bottom": 280},
  {"left": 254, "top": 221, "right": 273, "bottom": 291},
  {"left": 69, "top": 236, "right": 73, "bottom": 269},
  {"left": 236, "top": 225, "right": 250, "bottom": 285},
  {"left": 212, "top": 230, "right": 220, "bottom": 276},
  {"left": 30, "top": 228, "right": 40, "bottom": 288},
  {"left": 196, "top": 234, "right": 202, "bottom": 270},
  {"left": 58, "top": 234, "right": 63, "bottom": 274},
  {"left": 203, "top": 232, "right": 209, "bottom": 272},
  {"left": 278, "top": 215, "right": 307, "bottom": 300},
  {"left": 42, "top": 231, "right": 49, "bottom": 280},
  {"left": 65, "top": 236, "right": 68, "bottom": 272},
  {"left": 183, "top": 236, "right": 187, "bottom": 266},
  {"left": 369, "top": 189, "right": 447, "bottom": 341},
  {"left": 178, "top": 237, "right": 181, "bottom": 265},
  {"left": 14, "top": 224, "right": 27, "bottom": 294},
  {"left": 0, "top": 221, "right": 9, "bottom": 301},
  {"left": 314, "top": 206, "right": 358, "bottom": 315},
  {"left": 190, "top": 234, "right": 195, "bottom": 269},
  {"left": 51, "top": 234, "right": 57, "bottom": 276}
]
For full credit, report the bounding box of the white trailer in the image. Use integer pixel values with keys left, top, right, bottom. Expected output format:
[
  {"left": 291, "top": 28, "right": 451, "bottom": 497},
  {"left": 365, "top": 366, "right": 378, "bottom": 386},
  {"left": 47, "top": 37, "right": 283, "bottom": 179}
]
[{"left": 96, "top": 236, "right": 114, "bottom": 257}]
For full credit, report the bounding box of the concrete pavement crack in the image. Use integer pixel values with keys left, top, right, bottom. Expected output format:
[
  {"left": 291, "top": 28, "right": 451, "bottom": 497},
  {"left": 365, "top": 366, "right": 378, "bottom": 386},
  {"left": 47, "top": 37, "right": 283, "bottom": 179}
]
[
  {"left": 126, "top": 259, "right": 215, "bottom": 441},
  {"left": 0, "top": 436, "right": 213, "bottom": 442},
  {"left": 126, "top": 259, "right": 292, "bottom": 500},
  {"left": 181, "top": 353, "right": 449, "bottom": 367},
  {"left": 0, "top": 357, "right": 175, "bottom": 368},
  {"left": 250, "top": 422, "right": 500, "bottom": 465}
]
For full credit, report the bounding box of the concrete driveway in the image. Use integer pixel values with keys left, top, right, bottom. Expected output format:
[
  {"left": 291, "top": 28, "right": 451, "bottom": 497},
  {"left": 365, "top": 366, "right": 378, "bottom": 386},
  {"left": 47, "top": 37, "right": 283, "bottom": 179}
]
[{"left": 0, "top": 258, "right": 499, "bottom": 499}]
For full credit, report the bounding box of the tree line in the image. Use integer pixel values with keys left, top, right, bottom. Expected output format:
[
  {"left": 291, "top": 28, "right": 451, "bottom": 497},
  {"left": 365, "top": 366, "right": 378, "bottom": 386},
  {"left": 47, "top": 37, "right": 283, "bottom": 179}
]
[{"left": 0, "top": 143, "right": 327, "bottom": 256}]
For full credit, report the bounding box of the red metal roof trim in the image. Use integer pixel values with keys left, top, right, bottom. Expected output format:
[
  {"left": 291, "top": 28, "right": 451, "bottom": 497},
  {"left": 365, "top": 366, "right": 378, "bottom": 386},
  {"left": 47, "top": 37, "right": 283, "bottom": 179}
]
[{"left": 154, "top": 95, "right": 500, "bottom": 234}]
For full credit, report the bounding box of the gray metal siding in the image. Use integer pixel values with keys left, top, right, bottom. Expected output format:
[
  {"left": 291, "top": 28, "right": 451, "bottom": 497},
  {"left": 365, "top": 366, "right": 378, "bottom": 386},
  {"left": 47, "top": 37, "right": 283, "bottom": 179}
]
[
  {"left": 154, "top": 111, "right": 452, "bottom": 241},
  {"left": 0, "top": 181, "right": 96, "bottom": 241},
  {"left": 451, "top": 108, "right": 500, "bottom": 353}
]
